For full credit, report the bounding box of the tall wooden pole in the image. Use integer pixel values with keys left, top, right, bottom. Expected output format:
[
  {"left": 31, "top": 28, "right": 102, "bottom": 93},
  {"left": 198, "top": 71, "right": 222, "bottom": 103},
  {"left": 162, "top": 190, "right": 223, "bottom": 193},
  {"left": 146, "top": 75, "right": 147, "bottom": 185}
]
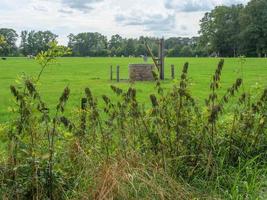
[
  {"left": 158, "top": 38, "right": 165, "bottom": 80},
  {"left": 144, "top": 38, "right": 165, "bottom": 80},
  {"left": 110, "top": 65, "right": 113, "bottom": 80},
  {"left": 116, "top": 65, "right": 120, "bottom": 82}
]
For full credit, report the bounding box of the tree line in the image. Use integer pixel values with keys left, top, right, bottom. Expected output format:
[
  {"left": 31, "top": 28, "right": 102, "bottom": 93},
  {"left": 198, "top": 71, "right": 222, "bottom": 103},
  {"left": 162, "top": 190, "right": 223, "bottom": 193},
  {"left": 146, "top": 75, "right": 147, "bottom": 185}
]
[
  {"left": 199, "top": 0, "right": 267, "bottom": 57},
  {"left": 0, "top": 0, "right": 266, "bottom": 57},
  {"left": 0, "top": 29, "right": 199, "bottom": 57}
]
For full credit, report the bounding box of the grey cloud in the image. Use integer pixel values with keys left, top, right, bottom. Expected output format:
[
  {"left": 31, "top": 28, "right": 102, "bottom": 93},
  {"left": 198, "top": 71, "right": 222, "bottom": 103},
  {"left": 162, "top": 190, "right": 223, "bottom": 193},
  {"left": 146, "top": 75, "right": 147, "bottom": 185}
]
[
  {"left": 165, "top": 0, "right": 212, "bottom": 12},
  {"left": 61, "top": 0, "right": 103, "bottom": 12},
  {"left": 58, "top": 8, "right": 74, "bottom": 14},
  {"left": 115, "top": 13, "right": 176, "bottom": 32},
  {"left": 180, "top": 25, "right": 187, "bottom": 31}
]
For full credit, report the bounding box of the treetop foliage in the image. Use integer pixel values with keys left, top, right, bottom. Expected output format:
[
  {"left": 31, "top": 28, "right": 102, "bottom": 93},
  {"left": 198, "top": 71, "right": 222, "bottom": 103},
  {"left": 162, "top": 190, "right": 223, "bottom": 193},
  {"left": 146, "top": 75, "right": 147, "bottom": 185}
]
[{"left": 0, "top": 0, "right": 266, "bottom": 57}]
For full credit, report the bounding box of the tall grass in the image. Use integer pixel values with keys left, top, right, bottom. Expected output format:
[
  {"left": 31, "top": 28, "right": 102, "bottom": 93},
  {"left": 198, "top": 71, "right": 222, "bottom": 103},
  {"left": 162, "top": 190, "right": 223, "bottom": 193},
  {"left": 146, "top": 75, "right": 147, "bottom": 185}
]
[{"left": 0, "top": 44, "right": 266, "bottom": 199}]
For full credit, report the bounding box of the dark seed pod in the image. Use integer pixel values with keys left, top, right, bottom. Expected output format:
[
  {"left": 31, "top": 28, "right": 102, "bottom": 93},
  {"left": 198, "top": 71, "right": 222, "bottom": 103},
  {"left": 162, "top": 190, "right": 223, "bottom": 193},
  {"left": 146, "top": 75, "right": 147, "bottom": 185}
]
[
  {"left": 10, "top": 85, "right": 20, "bottom": 101},
  {"left": 111, "top": 85, "right": 123, "bottom": 95},
  {"left": 236, "top": 78, "right": 243, "bottom": 88},
  {"left": 102, "top": 95, "right": 110, "bottom": 104},
  {"left": 60, "top": 116, "right": 70, "bottom": 127},
  {"left": 182, "top": 62, "right": 189, "bottom": 73},
  {"left": 150, "top": 94, "right": 158, "bottom": 107},
  {"left": 260, "top": 89, "right": 267, "bottom": 101},
  {"left": 25, "top": 80, "right": 38, "bottom": 99},
  {"left": 57, "top": 87, "right": 70, "bottom": 112},
  {"left": 181, "top": 74, "right": 186, "bottom": 80},
  {"left": 85, "top": 88, "right": 93, "bottom": 101}
]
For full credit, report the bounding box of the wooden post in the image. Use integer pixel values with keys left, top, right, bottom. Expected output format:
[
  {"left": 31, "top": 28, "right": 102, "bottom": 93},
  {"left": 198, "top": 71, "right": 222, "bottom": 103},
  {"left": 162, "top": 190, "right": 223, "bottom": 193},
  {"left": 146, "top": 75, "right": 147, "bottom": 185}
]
[
  {"left": 110, "top": 65, "right": 113, "bottom": 80},
  {"left": 158, "top": 38, "right": 165, "bottom": 80},
  {"left": 145, "top": 38, "right": 165, "bottom": 80},
  {"left": 171, "top": 64, "right": 175, "bottom": 79},
  {"left": 81, "top": 98, "right": 87, "bottom": 110},
  {"left": 116, "top": 65, "right": 120, "bottom": 82}
]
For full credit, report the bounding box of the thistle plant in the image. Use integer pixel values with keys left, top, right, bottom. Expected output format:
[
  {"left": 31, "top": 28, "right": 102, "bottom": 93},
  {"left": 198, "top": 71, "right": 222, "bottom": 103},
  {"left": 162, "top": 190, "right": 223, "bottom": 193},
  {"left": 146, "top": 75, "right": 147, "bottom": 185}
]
[
  {"left": 4, "top": 41, "right": 71, "bottom": 200},
  {"left": 47, "top": 86, "right": 70, "bottom": 200},
  {"left": 206, "top": 59, "right": 224, "bottom": 141}
]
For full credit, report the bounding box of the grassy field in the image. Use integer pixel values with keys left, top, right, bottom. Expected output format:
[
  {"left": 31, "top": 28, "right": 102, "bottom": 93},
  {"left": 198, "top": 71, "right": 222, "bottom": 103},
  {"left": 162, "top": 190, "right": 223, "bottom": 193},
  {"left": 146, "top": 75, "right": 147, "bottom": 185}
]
[
  {"left": 1, "top": 57, "right": 267, "bottom": 199},
  {"left": 0, "top": 57, "right": 267, "bottom": 122}
]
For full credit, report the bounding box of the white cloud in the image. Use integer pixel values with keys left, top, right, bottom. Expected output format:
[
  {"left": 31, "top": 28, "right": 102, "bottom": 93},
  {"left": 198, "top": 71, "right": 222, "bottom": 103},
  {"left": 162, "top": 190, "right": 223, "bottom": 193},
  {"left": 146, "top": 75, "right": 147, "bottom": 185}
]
[
  {"left": 115, "top": 13, "right": 176, "bottom": 32},
  {"left": 0, "top": 0, "right": 250, "bottom": 45},
  {"left": 165, "top": 0, "right": 213, "bottom": 12},
  {"left": 165, "top": 0, "right": 249, "bottom": 12}
]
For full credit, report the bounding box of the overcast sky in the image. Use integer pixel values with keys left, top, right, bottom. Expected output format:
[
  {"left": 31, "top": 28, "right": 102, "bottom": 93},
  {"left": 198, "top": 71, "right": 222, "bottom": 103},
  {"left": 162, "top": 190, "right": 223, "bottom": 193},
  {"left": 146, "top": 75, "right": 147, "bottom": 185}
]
[{"left": 1, "top": 0, "right": 249, "bottom": 45}]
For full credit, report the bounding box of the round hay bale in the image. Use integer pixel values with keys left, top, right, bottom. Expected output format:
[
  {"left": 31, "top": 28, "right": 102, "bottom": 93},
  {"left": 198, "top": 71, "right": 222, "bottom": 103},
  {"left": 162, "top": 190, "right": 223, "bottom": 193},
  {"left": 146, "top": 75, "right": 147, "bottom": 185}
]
[{"left": 129, "top": 64, "right": 155, "bottom": 81}]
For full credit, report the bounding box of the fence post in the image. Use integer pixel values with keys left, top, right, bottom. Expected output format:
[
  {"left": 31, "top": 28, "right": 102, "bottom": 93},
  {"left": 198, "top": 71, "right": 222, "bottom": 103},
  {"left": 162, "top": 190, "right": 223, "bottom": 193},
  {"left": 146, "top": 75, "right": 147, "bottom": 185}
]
[
  {"left": 116, "top": 65, "right": 120, "bottom": 82},
  {"left": 171, "top": 64, "right": 175, "bottom": 79},
  {"left": 110, "top": 65, "right": 113, "bottom": 80}
]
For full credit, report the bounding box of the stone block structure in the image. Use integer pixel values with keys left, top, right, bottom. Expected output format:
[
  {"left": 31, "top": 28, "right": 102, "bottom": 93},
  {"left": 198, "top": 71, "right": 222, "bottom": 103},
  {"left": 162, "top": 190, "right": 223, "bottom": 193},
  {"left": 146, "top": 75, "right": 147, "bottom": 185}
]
[{"left": 129, "top": 64, "right": 155, "bottom": 81}]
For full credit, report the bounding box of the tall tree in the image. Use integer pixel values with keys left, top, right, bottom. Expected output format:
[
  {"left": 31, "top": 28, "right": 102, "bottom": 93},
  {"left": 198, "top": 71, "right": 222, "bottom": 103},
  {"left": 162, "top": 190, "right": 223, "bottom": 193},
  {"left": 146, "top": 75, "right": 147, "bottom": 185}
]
[
  {"left": 0, "top": 34, "right": 6, "bottom": 48},
  {"left": 199, "top": 5, "right": 244, "bottom": 57},
  {"left": 68, "top": 32, "right": 108, "bottom": 56},
  {"left": 0, "top": 28, "right": 18, "bottom": 56},
  {"left": 123, "top": 39, "right": 135, "bottom": 56},
  {"left": 180, "top": 46, "right": 193, "bottom": 57},
  {"left": 20, "top": 30, "right": 58, "bottom": 56},
  {"left": 167, "top": 45, "right": 181, "bottom": 57},
  {"left": 20, "top": 31, "right": 29, "bottom": 56},
  {"left": 239, "top": 0, "right": 267, "bottom": 57},
  {"left": 135, "top": 44, "right": 147, "bottom": 56},
  {"left": 108, "top": 34, "right": 124, "bottom": 56}
]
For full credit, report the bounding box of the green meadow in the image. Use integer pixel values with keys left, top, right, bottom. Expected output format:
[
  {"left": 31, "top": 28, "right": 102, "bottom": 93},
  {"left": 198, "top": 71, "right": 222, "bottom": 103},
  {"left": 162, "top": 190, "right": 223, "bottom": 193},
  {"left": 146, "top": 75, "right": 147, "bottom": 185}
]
[{"left": 0, "top": 57, "right": 267, "bottom": 122}]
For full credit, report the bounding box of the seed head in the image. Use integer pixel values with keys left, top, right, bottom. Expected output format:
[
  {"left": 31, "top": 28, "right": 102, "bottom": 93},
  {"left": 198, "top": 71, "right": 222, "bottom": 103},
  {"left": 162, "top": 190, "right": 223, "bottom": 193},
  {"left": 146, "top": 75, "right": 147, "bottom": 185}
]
[{"left": 150, "top": 94, "right": 158, "bottom": 107}]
